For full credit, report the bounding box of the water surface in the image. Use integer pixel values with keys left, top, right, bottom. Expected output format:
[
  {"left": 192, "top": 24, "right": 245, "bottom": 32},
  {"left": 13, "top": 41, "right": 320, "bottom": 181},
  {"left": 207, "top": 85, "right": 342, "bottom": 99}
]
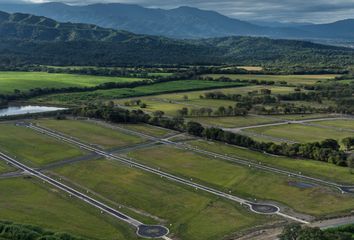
[{"left": 0, "top": 105, "right": 66, "bottom": 117}]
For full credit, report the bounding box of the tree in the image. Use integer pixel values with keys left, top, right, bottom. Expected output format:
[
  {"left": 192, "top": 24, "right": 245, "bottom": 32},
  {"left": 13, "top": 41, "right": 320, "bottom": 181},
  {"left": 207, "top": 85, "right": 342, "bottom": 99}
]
[
  {"left": 183, "top": 95, "right": 189, "bottom": 101},
  {"left": 152, "top": 111, "right": 164, "bottom": 118},
  {"left": 186, "top": 122, "right": 204, "bottom": 137},
  {"left": 342, "top": 137, "right": 354, "bottom": 151},
  {"left": 177, "top": 107, "right": 188, "bottom": 117},
  {"left": 348, "top": 154, "right": 354, "bottom": 174},
  {"left": 321, "top": 139, "right": 340, "bottom": 151},
  {"left": 279, "top": 223, "right": 302, "bottom": 240}
]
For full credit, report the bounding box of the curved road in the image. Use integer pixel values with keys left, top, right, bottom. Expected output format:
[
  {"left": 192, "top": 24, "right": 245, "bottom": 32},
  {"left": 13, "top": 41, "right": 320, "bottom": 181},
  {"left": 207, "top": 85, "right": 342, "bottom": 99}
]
[
  {"left": 0, "top": 151, "right": 169, "bottom": 239},
  {"left": 27, "top": 123, "right": 309, "bottom": 224}
]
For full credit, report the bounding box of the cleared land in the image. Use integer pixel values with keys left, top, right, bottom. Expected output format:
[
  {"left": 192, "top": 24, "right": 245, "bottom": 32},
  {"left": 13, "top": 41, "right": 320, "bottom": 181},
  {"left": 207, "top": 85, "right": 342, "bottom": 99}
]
[
  {"left": 0, "top": 178, "right": 136, "bottom": 240},
  {"left": 0, "top": 124, "right": 86, "bottom": 166},
  {"left": 35, "top": 119, "right": 145, "bottom": 149},
  {"left": 53, "top": 159, "right": 268, "bottom": 240},
  {"left": 246, "top": 124, "right": 354, "bottom": 143},
  {"left": 202, "top": 74, "right": 338, "bottom": 85},
  {"left": 0, "top": 71, "right": 145, "bottom": 94},
  {"left": 33, "top": 80, "right": 246, "bottom": 105},
  {"left": 188, "top": 139, "right": 354, "bottom": 185},
  {"left": 127, "top": 145, "right": 354, "bottom": 216},
  {"left": 118, "top": 124, "right": 173, "bottom": 137}
]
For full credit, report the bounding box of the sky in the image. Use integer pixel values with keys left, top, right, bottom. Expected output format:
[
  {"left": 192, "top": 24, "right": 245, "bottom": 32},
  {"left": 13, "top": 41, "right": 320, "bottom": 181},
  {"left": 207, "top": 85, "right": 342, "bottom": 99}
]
[{"left": 4, "top": 0, "right": 354, "bottom": 23}]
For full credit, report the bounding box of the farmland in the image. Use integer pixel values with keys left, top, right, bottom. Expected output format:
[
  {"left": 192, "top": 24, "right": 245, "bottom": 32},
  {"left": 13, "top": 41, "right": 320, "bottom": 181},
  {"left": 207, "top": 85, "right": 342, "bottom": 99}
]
[
  {"left": 33, "top": 80, "right": 247, "bottom": 105},
  {"left": 0, "top": 71, "right": 145, "bottom": 94},
  {"left": 202, "top": 74, "right": 338, "bottom": 85}
]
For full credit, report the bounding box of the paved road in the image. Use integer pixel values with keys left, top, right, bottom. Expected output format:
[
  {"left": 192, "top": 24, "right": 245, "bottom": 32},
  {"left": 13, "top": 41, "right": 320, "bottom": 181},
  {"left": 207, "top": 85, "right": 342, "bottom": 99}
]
[
  {"left": 27, "top": 123, "right": 309, "bottom": 224},
  {"left": 0, "top": 151, "right": 169, "bottom": 239},
  {"left": 91, "top": 120, "right": 354, "bottom": 194}
]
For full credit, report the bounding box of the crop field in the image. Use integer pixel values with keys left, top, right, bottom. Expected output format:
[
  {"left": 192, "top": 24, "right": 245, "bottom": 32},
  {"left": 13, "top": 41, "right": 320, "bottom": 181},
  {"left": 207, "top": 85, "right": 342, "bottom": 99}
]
[
  {"left": 188, "top": 139, "right": 354, "bottom": 184},
  {"left": 202, "top": 74, "right": 338, "bottom": 85},
  {"left": 0, "top": 71, "right": 145, "bottom": 94},
  {"left": 53, "top": 159, "right": 268, "bottom": 240},
  {"left": 34, "top": 80, "right": 247, "bottom": 105},
  {"left": 0, "top": 123, "right": 86, "bottom": 166},
  {"left": 0, "top": 178, "right": 136, "bottom": 240},
  {"left": 245, "top": 123, "right": 354, "bottom": 143},
  {"left": 34, "top": 119, "right": 145, "bottom": 149},
  {"left": 312, "top": 119, "right": 354, "bottom": 131},
  {"left": 127, "top": 145, "right": 354, "bottom": 216}
]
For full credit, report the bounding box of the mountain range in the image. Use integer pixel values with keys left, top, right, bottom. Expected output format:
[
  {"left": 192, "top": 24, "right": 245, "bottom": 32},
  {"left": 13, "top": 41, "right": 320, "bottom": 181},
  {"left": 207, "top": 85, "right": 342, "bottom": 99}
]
[
  {"left": 0, "top": 2, "right": 354, "bottom": 42},
  {"left": 0, "top": 10, "right": 353, "bottom": 67}
]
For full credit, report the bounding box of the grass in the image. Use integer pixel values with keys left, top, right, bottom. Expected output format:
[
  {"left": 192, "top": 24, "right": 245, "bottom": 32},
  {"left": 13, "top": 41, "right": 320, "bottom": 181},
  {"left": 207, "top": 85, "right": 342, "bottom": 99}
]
[
  {"left": 202, "top": 74, "right": 338, "bottom": 85},
  {"left": 272, "top": 114, "right": 337, "bottom": 121},
  {"left": 191, "top": 115, "right": 280, "bottom": 128},
  {"left": 188, "top": 139, "right": 354, "bottom": 185},
  {"left": 54, "top": 159, "right": 268, "bottom": 240},
  {"left": 312, "top": 119, "right": 354, "bottom": 131},
  {"left": 0, "top": 71, "right": 145, "bottom": 94},
  {"left": 128, "top": 145, "right": 354, "bottom": 216},
  {"left": 0, "top": 177, "right": 137, "bottom": 240},
  {"left": 33, "top": 80, "right": 247, "bottom": 105},
  {"left": 0, "top": 124, "right": 86, "bottom": 166},
  {"left": 118, "top": 124, "right": 173, "bottom": 137},
  {"left": 35, "top": 120, "right": 145, "bottom": 149},
  {"left": 0, "top": 161, "right": 14, "bottom": 174},
  {"left": 246, "top": 124, "right": 354, "bottom": 143}
]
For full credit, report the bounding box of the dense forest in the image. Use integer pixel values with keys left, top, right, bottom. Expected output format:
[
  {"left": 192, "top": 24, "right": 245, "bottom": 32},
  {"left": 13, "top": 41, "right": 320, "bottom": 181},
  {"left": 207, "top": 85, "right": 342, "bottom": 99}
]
[{"left": 1, "top": 11, "right": 354, "bottom": 66}]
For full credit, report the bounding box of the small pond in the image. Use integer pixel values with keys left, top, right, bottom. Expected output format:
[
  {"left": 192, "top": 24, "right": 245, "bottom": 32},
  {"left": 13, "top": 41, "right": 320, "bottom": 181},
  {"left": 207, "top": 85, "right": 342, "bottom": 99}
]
[{"left": 0, "top": 105, "right": 66, "bottom": 117}]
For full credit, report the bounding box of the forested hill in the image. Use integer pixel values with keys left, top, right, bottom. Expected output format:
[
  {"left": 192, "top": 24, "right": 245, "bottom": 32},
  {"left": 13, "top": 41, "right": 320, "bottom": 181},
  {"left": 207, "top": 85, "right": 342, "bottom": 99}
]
[{"left": 1, "top": 11, "right": 354, "bottom": 66}]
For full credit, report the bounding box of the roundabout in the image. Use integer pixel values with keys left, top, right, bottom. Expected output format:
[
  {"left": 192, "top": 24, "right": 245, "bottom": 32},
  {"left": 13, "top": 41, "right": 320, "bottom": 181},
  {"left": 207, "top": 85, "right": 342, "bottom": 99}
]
[{"left": 136, "top": 224, "right": 170, "bottom": 239}]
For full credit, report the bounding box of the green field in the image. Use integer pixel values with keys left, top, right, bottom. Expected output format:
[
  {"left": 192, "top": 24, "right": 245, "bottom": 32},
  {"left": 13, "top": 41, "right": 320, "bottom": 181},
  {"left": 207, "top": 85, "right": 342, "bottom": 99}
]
[
  {"left": 33, "top": 80, "right": 247, "bottom": 105},
  {"left": 202, "top": 74, "right": 338, "bottom": 85},
  {"left": 128, "top": 145, "right": 354, "bottom": 216},
  {"left": 246, "top": 123, "right": 354, "bottom": 143},
  {"left": 191, "top": 116, "right": 280, "bottom": 128},
  {"left": 272, "top": 114, "right": 337, "bottom": 121},
  {"left": 0, "top": 71, "right": 145, "bottom": 94},
  {"left": 313, "top": 119, "right": 354, "bottom": 131},
  {"left": 0, "top": 124, "right": 86, "bottom": 166},
  {"left": 0, "top": 178, "right": 136, "bottom": 240},
  {"left": 188, "top": 139, "right": 354, "bottom": 184},
  {"left": 35, "top": 120, "right": 145, "bottom": 149},
  {"left": 0, "top": 161, "right": 14, "bottom": 174},
  {"left": 119, "top": 124, "right": 173, "bottom": 137},
  {"left": 54, "top": 159, "right": 268, "bottom": 240}
]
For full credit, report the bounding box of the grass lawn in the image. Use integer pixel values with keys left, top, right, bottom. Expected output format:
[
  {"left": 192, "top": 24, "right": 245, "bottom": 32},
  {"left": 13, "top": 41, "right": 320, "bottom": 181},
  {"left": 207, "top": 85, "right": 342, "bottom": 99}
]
[
  {"left": 0, "top": 178, "right": 136, "bottom": 240},
  {"left": 272, "top": 114, "right": 337, "bottom": 121},
  {"left": 246, "top": 124, "right": 354, "bottom": 143},
  {"left": 0, "top": 124, "right": 86, "bottom": 166},
  {"left": 0, "top": 161, "right": 14, "bottom": 174},
  {"left": 191, "top": 116, "right": 280, "bottom": 128},
  {"left": 0, "top": 71, "right": 145, "bottom": 94},
  {"left": 53, "top": 159, "right": 268, "bottom": 240},
  {"left": 188, "top": 139, "right": 354, "bottom": 185},
  {"left": 33, "top": 80, "right": 247, "bottom": 105},
  {"left": 35, "top": 120, "right": 144, "bottom": 149},
  {"left": 128, "top": 145, "right": 354, "bottom": 216},
  {"left": 313, "top": 119, "right": 354, "bottom": 131},
  {"left": 202, "top": 74, "right": 337, "bottom": 85},
  {"left": 118, "top": 124, "right": 173, "bottom": 137}
]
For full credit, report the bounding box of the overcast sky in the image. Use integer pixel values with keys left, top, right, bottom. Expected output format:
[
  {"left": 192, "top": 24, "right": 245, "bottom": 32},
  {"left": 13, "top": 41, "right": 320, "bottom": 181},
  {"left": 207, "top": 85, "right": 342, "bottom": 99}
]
[{"left": 5, "top": 0, "right": 354, "bottom": 23}]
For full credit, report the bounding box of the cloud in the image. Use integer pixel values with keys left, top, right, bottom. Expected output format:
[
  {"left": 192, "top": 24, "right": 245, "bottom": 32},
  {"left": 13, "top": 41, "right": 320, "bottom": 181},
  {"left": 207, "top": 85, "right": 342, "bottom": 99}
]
[{"left": 3, "top": 0, "right": 354, "bottom": 23}]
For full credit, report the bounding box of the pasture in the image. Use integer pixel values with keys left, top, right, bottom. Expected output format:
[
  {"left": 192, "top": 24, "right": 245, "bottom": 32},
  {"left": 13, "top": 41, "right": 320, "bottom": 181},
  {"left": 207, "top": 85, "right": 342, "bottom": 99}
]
[
  {"left": 0, "top": 123, "right": 86, "bottom": 166},
  {"left": 53, "top": 159, "right": 267, "bottom": 240},
  {"left": 128, "top": 145, "right": 354, "bottom": 216},
  {"left": 35, "top": 119, "right": 145, "bottom": 149},
  {"left": 34, "top": 80, "right": 247, "bottom": 105},
  {"left": 0, "top": 71, "right": 145, "bottom": 94},
  {"left": 192, "top": 116, "right": 280, "bottom": 128},
  {"left": 246, "top": 123, "right": 354, "bottom": 143},
  {"left": 0, "top": 178, "right": 136, "bottom": 240},
  {"left": 119, "top": 123, "right": 173, "bottom": 137},
  {"left": 313, "top": 119, "right": 354, "bottom": 131}
]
